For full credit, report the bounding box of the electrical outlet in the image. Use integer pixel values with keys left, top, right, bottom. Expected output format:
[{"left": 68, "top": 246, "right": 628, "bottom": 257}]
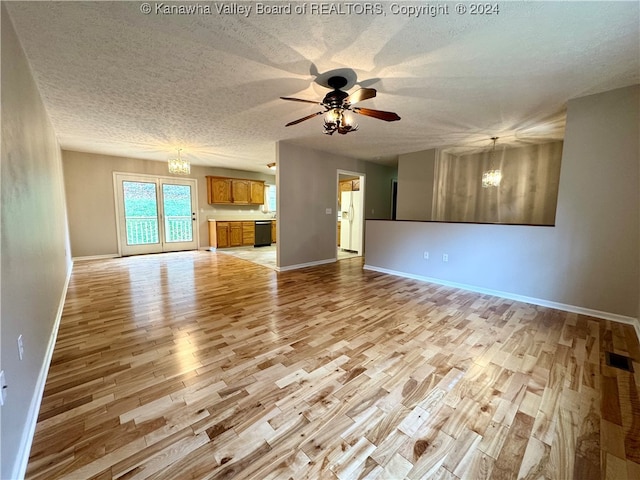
[
  {"left": 0, "top": 370, "right": 6, "bottom": 406},
  {"left": 326, "top": 208, "right": 332, "bottom": 214},
  {"left": 423, "top": 251, "right": 429, "bottom": 260},
  {"left": 18, "top": 335, "right": 24, "bottom": 361},
  {"left": 442, "top": 253, "right": 449, "bottom": 262}
]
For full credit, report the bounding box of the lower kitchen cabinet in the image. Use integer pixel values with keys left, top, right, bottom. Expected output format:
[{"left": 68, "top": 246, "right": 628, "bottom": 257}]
[
  {"left": 229, "top": 223, "right": 243, "bottom": 246},
  {"left": 271, "top": 220, "right": 276, "bottom": 244},
  {"left": 242, "top": 222, "right": 255, "bottom": 246},
  {"left": 209, "top": 221, "right": 256, "bottom": 248},
  {"left": 210, "top": 221, "right": 229, "bottom": 248}
]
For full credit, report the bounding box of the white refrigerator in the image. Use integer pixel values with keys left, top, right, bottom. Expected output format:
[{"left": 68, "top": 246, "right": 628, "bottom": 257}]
[{"left": 340, "top": 190, "right": 362, "bottom": 254}]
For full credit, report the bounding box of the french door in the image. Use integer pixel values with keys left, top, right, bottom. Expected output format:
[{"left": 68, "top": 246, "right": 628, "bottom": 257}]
[{"left": 114, "top": 173, "right": 198, "bottom": 256}]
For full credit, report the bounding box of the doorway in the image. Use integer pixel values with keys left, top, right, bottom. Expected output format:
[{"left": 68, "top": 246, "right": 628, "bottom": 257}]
[
  {"left": 391, "top": 179, "right": 398, "bottom": 220},
  {"left": 337, "top": 170, "right": 365, "bottom": 258},
  {"left": 114, "top": 173, "right": 198, "bottom": 256}
]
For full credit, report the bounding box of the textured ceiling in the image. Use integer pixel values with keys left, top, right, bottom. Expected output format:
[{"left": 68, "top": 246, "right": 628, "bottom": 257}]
[{"left": 6, "top": 1, "right": 639, "bottom": 172}]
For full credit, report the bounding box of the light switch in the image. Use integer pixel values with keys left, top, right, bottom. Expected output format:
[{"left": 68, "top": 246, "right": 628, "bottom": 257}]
[{"left": 326, "top": 208, "right": 332, "bottom": 214}]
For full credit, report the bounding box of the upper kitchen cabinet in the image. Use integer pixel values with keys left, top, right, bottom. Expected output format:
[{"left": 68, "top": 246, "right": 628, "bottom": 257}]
[
  {"left": 206, "top": 176, "right": 265, "bottom": 205},
  {"left": 250, "top": 181, "right": 264, "bottom": 204},
  {"left": 231, "top": 179, "right": 250, "bottom": 204},
  {"left": 340, "top": 178, "right": 360, "bottom": 192},
  {"left": 207, "top": 177, "right": 232, "bottom": 204}
]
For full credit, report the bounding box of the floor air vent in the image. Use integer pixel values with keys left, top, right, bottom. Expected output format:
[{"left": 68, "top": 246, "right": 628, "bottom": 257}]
[{"left": 605, "top": 351, "right": 634, "bottom": 372}]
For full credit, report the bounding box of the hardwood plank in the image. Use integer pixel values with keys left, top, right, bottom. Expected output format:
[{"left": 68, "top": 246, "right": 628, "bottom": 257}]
[{"left": 24, "top": 252, "right": 640, "bottom": 479}]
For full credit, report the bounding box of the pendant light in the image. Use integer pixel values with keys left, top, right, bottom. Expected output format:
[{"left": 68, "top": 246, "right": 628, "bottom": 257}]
[
  {"left": 482, "top": 137, "right": 502, "bottom": 188},
  {"left": 168, "top": 148, "right": 190, "bottom": 175}
]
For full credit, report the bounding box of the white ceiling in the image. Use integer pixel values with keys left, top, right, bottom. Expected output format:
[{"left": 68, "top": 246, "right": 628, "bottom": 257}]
[{"left": 6, "top": 1, "right": 639, "bottom": 173}]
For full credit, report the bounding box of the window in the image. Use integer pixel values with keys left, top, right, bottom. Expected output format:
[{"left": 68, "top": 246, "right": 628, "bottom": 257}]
[{"left": 264, "top": 184, "right": 276, "bottom": 213}]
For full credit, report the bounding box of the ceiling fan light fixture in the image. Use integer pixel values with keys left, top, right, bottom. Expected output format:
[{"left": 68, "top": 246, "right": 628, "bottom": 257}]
[
  {"left": 168, "top": 148, "right": 190, "bottom": 175},
  {"left": 341, "top": 111, "right": 356, "bottom": 127},
  {"left": 325, "top": 108, "right": 341, "bottom": 125},
  {"left": 323, "top": 108, "right": 358, "bottom": 135}
]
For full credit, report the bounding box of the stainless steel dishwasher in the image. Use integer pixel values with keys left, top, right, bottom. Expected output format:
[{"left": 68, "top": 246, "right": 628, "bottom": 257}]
[{"left": 254, "top": 220, "right": 272, "bottom": 247}]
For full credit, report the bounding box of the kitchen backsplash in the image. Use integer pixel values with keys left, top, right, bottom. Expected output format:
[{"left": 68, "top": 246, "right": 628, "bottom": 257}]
[{"left": 203, "top": 204, "right": 276, "bottom": 221}]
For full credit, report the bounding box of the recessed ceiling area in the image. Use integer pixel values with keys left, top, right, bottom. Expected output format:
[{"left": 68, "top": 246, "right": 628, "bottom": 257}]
[{"left": 5, "top": 1, "right": 639, "bottom": 172}]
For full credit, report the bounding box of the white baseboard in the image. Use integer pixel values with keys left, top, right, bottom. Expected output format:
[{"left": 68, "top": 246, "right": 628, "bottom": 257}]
[
  {"left": 276, "top": 258, "right": 336, "bottom": 272},
  {"left": 363, "top": 264, "right": 640, "bottom": 340},
  {"left": 12, "top": 261, "right": 73, "bottom": 480},
  {"left": 72, "top": 253, "right": 119, "bottom": 262}
]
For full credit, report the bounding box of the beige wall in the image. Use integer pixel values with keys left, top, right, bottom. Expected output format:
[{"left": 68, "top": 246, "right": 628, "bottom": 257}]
[
  {"left": 434, "top": 141, "right": 563, "bottom": 225},
  {"left": 1, "top": 5, "right": 72, "bottom": 478},
  {"left": 63, "top": 150, "right": 275, "bottom": 257},
  {"left": 365, "top": 85, "right": 640, "bottom": 319}
]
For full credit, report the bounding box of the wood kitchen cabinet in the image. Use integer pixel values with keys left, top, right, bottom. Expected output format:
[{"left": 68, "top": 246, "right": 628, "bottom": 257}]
[
  {"left": 242, "top": 222, "right": 255, "bottom": 246},
  {"left": 209, "top": 220, "right": 255, "bottom": 248},
  {"left": 208, "top": 177, "right": 232, "bottom": 204},
  {"left": 229, "top": 222, "right": 243, "bottom": 246},
  {"left": 231, "top": 180, "right": 250, "bottom": 204},
  {"left": 271, "top": 220, "right": 276, "bottom": 244},
  {"left": 340, "top": 180, "right": 353, "bottom": 193},
  {"left": 339, "top": 178, "right": 360, "bottom": 192},
  {"left": 206, "top": 176, "right": 265, "bottom": 205},
  {"left": 211, "top": 221, "right": 230, "bottom": 248},
  {"left": 250, "top": 181, "right": 264, "bottom": 204}
]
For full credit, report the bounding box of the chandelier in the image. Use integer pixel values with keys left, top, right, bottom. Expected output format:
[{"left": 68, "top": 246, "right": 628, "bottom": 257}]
[
  {"left": 168, "top": 148, "right": 190, "bottom": 175},
  {"left": 323, "top": 108, "right": 358, "bottom": 135},
  {"left": 482, "top": 137, "right": 502, "bottom": 188}
]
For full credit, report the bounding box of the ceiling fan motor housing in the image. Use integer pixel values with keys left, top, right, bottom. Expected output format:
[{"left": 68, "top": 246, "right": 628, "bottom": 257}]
[
  {"left": 323, "top": 90, "right": 349, "bottom": 108},
  {"left": 327, "top": 75, "right": 348, "bottom": 90},
  {"left": 324, "top": 76, "right": 350, "bottom": 107}
]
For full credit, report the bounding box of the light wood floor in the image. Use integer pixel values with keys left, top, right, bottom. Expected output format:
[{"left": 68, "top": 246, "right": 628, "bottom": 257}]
[{"left": 26, "top": 251, "right": 640, "bottom": 480}]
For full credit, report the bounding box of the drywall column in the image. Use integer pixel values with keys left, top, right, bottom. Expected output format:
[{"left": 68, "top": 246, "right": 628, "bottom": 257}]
[
  {"left": 396, "top": 149, "right": 437, "bottom": 220},
  {"left": 276, "top": 141, "right": 396, "bottom": 269}
]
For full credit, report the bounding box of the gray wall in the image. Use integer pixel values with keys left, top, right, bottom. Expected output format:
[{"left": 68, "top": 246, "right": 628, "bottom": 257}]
[
  {"left": 1, "top": 6, "right": 72, "bottom": 478},
  {"left": 277, "top": 142, "right": 396, "bottom": 268},
  {"left": 396, "top": 149, "right": 436, "bottom": 220},
  {"left": 63, "top": 150, "right": 275, "bottom": 257},
  {"left": 365, "top": 84, "right": 639, "bottom": 319}
]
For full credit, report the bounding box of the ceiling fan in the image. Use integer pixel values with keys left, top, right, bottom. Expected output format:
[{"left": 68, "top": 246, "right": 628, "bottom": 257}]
[{"left": 281, "top": 76, "right": 401, "bottom": 135}]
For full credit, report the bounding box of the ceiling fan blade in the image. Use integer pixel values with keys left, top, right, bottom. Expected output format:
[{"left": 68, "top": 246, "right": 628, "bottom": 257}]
[
  {"left": 280, "top": 96, "right": 323, "bottom": 105},
  {"left": 344, "top": 88, "right": 376, "bottom": 105},
  {"left": 352, "top": 107, "right": 401, "bottom": 122},
  {"left": 285, "top": 111, "right": 324, "bottom": 127}
]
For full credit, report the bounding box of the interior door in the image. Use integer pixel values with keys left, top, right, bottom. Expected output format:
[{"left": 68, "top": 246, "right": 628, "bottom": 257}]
[{"left": 115, "top": 174, "right": 198, "bottom": 256}]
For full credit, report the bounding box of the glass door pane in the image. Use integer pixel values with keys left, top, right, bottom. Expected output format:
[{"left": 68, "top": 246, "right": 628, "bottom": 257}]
[
  {"left": 123, "top": 181, "right": 160, "bottom": 246},
  {"left": 162, "top": 184, "right": 193, "bottom": 243},
  {"left": 116, "top": 174, "right": 198, "bottom": 256}
]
